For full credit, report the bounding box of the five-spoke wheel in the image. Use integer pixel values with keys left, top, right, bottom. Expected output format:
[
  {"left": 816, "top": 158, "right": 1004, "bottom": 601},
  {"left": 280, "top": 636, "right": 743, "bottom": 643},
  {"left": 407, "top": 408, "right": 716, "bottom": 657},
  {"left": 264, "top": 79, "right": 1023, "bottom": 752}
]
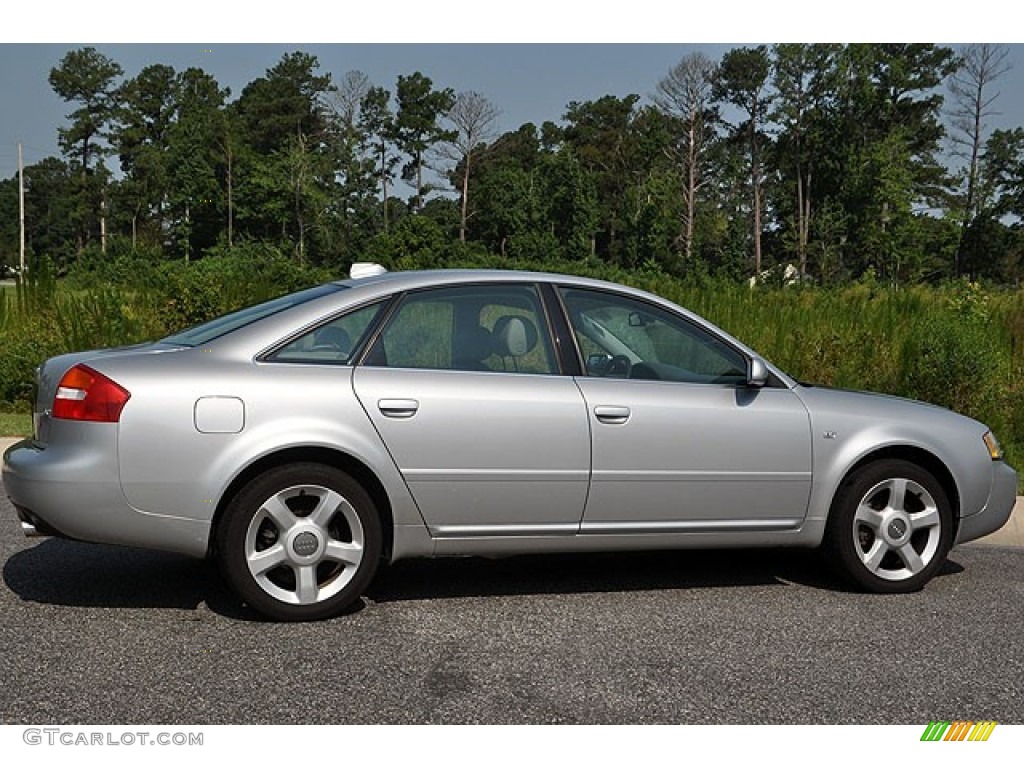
[
  {"left": 218, "top": 463, "right": 381, "bottom": 621},
  {"left": 825, "top": 459, "right": 953, "bottom": 593}
]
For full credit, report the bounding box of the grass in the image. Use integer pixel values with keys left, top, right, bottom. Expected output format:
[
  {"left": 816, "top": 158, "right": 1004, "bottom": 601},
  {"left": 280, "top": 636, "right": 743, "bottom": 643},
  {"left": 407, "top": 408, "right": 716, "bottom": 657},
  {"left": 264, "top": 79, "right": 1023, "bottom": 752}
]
[{"left": 0, "top": 411, "right": 31, "bottom": 438}]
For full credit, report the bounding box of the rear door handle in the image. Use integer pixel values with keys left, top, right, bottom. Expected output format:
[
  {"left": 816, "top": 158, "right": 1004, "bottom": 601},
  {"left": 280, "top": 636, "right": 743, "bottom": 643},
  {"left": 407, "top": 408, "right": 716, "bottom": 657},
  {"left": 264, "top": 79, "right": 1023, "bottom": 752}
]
[
  {"left": 594, "top": 405, "right": 630, "bottom": 425},
  {"left": 378, "top": 399, "right": 419, "bottom": 418}
]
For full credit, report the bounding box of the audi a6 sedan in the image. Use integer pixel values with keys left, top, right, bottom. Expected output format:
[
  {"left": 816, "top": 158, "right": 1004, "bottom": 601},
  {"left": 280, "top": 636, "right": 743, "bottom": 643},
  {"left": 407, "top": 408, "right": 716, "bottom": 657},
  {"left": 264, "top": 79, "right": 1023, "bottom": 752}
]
[{"left": 3, "top": 266, "right": 1017, "bottom": 620}]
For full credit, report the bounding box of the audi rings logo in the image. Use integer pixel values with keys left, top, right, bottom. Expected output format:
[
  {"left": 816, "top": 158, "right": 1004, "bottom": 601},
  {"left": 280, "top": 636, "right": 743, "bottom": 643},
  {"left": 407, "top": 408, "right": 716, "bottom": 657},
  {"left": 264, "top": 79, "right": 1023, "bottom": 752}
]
[
  {"left": 888, "top": 519, "right": 908, "bottom": 539},
  {"left": 292, "top": 532, "right": 319, "bottom": 557}
]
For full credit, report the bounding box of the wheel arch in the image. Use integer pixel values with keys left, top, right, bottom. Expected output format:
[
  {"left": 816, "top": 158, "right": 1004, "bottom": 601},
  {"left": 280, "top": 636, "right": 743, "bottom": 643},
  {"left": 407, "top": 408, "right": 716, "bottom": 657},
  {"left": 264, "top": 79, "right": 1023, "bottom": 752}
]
[
  {"left": 207, "top": 446, "right": 395, "bottom": 562},
  {"left": 837, "top": 445, "right": 960, "bottom": 529}
]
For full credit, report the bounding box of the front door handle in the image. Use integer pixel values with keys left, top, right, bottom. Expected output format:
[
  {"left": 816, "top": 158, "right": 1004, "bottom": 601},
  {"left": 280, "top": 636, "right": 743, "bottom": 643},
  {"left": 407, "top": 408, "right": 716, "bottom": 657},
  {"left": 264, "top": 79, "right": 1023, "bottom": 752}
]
[
  {"left": 594, "top": 405, "right": 630, "bottom": 425},
  {"left": 378, "top": 399, "right": 419, "bottom": 418}
]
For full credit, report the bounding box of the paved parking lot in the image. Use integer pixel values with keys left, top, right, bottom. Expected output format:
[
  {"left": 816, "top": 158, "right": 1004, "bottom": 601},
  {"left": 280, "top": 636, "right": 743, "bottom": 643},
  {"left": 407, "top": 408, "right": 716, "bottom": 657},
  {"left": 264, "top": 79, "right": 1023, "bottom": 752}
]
[{"left": 1, "top": 494, "right": 1022, "bottom": 724}]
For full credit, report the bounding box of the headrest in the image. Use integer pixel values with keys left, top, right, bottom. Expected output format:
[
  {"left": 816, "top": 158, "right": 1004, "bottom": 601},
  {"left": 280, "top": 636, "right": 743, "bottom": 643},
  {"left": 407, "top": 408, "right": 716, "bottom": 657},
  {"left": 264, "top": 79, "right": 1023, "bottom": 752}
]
[
  {"left": 313, "top": 325, "right": 352, "bottom": 352},
  {"left": 493, "top": 315, "right": 538, "bottom": 357}
]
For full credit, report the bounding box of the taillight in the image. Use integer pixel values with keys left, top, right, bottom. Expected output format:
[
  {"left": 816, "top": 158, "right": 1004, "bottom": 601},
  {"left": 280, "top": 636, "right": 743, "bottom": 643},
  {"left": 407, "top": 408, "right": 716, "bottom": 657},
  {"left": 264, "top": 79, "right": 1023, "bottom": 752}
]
[{"left": 52, "top": 364, "right": 131, "bottom": 423}]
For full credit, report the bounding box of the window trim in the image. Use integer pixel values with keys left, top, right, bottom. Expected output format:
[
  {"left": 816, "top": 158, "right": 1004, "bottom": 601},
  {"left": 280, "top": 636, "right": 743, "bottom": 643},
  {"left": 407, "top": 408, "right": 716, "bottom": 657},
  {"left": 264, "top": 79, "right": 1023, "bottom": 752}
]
[{"left": 540, "top": 282, "right": 583, "bottom": 377}]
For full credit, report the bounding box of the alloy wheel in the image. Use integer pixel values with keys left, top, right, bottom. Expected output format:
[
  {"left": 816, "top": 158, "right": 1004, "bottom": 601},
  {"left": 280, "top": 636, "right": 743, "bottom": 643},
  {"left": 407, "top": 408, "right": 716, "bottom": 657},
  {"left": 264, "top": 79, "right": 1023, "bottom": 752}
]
[
  {"left": 851, "top": 477, "right": 942, "bottom": 582},
  {"left": 244, "top": 484, "right": 365, "bottom": 605}
]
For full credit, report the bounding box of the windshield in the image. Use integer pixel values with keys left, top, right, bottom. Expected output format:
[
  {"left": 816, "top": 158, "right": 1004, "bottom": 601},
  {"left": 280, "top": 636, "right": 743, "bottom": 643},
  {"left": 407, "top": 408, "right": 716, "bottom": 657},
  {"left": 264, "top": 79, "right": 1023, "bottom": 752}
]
[{"left": 161, "top": 284, "right": 345, "bottom": 347}]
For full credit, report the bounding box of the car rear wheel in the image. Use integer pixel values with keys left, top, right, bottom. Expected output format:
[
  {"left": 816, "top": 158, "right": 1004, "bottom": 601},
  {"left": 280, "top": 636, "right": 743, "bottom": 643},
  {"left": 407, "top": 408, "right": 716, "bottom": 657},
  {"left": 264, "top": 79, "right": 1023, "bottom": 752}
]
[
  {"left": 217, "top": 463, "right": 382, "bottom": 621},
  {"left": 824, "top": 459, "right": 953, "bottom": 593}
]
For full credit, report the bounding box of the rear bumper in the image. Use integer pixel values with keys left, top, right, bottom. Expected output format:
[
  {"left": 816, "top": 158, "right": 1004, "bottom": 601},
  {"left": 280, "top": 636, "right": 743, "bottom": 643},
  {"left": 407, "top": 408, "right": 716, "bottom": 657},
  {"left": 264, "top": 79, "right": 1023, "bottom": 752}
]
[
  {"left": 955, "top": 461, "right": 1018, "bottom": 545},
  {"left": 3, "top": 435, "right": 210, "bottom": 558}
]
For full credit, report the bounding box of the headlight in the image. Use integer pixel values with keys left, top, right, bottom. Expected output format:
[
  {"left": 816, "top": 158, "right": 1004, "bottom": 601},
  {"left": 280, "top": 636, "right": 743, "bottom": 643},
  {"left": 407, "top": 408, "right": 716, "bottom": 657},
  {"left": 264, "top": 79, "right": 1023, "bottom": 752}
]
[{"left": 983, "top": 431, "right": 1003, "bottom": 461}]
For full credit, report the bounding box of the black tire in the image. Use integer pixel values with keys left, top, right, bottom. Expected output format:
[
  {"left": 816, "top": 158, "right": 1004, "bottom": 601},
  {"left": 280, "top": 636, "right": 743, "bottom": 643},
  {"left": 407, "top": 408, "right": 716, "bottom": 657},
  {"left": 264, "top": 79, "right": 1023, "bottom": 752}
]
[
  {"left": 823, "top": 459, "right": 954, "bottom": 593},
  {"left": 217, "top": 462, "right": 382, "bottom": 621}
]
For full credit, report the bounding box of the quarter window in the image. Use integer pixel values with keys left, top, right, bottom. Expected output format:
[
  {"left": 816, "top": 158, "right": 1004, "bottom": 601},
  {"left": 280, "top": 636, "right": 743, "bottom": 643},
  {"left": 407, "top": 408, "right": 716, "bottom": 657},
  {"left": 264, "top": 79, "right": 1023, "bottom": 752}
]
[
  {"left": 364, "top": 285, "right": 557, "bottom": 375},
  {"left": 560, "top": 288, "right": 748, "bottom": 384},
  {"left": 268, "top": 301, "right": 385, "bottom": 364}
]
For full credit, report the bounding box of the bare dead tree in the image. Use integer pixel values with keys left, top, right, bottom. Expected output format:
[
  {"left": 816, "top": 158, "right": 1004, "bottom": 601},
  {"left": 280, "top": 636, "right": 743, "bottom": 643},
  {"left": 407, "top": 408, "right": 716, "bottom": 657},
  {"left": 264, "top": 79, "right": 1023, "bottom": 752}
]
[
  {"left": 334, "top": 70, "right": 371, "bottom": 130},
  {"left": 654, "top": 52, "right": 716, "bottom": 269},
  {"left": 441, "top": 91, "right": 501, "bottom": 242},
  {"left": 949, "top": 44, "right": 1012, "bottom": 276}
]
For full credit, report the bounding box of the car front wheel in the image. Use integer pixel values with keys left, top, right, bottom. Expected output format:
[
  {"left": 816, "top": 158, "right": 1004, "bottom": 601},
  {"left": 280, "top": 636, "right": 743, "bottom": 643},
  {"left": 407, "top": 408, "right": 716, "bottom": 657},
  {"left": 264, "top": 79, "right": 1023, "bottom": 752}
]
[
  {"left": 824, "top": 459, "right": 954, "bottom": 593},
  {"left": 217, "top": 463, "right": 382, "bottom": 621}
]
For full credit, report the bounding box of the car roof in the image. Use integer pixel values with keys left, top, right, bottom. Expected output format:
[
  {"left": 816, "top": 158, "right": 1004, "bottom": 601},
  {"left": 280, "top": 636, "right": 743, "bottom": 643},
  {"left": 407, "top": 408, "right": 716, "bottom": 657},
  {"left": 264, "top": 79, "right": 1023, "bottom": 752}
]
[{"left": 334, "top": 268, "right": 629, "bottom": 294}]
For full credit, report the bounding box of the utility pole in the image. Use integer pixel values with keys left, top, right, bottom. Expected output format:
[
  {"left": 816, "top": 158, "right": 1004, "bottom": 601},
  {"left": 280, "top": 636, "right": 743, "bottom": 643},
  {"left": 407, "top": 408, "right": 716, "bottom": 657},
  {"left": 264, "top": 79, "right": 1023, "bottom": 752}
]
[
  {"left": 100, "top": 190, "right": 107, "bottom": 256},
  {"left": 18, "top": 142, "right": 25, "bottom": 276}
]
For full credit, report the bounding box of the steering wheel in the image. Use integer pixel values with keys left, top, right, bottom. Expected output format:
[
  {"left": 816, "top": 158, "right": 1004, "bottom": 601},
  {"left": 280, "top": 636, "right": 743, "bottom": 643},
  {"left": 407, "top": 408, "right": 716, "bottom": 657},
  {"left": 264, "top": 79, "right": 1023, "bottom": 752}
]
[{"left": 606, "top": 354, "right": 633, "bottom": 378}]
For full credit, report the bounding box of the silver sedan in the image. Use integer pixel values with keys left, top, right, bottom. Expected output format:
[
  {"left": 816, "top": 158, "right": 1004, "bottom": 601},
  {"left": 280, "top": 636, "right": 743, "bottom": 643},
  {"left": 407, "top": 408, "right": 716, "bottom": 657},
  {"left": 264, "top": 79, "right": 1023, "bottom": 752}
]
[{"left": 3, "top": 267, "right": 1017, "bottom": 620}]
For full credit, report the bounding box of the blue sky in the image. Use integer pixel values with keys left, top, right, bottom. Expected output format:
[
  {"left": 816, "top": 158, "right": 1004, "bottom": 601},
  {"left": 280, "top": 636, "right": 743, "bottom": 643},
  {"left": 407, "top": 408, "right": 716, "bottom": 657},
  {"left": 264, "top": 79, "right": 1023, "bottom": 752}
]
[
  {"left": 3, "top": 3, "right": 1024, "bottom": 181},
  {"left": 0, "top": 43, "right": 741, "bottom": 171}
]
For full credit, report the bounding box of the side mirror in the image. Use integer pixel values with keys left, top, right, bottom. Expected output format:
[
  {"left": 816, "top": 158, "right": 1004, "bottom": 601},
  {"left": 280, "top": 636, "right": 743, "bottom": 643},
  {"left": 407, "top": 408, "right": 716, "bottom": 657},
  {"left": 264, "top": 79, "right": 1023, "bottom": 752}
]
[
  {"left": 747, "top": 357, "right": 769, "bottom": 388},
  {"left": 587, "top": 353, "right": 613, "bottom": 376}
]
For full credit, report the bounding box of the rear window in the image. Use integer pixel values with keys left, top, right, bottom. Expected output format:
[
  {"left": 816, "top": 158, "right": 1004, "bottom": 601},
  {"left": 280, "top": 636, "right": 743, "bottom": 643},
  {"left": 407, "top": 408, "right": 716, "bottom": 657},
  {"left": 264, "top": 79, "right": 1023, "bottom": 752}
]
[{"left": 161, "top": 284, "right": 345, "bottom": 347}]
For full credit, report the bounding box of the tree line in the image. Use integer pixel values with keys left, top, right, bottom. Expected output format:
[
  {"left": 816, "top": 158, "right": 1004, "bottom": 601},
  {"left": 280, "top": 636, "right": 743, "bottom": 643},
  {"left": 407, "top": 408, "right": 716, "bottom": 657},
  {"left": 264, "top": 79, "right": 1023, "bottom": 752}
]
[{"left": 3, "top": 43, "right": 1024, "bottom": 284}]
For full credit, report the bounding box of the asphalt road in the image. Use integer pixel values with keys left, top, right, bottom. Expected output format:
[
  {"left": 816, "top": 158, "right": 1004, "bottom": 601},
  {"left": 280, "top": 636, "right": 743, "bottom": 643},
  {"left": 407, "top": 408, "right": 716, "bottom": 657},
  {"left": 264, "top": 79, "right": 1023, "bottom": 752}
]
[{"left": 1, "top": 494, "right": 1022, "bottom": 725}]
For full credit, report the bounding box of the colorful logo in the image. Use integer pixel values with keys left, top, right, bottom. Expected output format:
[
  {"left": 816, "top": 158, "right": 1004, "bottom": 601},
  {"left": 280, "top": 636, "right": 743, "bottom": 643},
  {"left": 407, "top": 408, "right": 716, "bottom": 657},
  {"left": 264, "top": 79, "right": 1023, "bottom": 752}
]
[{"left": 921, "top": 721, "right": 997, "bottom": 741}]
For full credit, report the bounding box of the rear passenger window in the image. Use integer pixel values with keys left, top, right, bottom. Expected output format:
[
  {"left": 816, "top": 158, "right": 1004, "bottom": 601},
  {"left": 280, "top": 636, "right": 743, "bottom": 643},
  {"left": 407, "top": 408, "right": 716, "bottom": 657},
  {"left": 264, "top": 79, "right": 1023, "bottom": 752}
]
[
  {"left": 373, "top": 299, "right": 455, "bottom": 370},
  {"left": 268, "top": 301, "right": 385, "bottom": 364},
  {"left": 363, "top": 285, "right": 557, "bottom": 375}
]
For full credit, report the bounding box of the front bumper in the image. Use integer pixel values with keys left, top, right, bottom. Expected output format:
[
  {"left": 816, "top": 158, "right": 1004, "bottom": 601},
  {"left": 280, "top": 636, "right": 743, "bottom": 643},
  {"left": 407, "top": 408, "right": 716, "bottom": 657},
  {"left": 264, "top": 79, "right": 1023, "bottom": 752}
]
[
  {"left": 3, "top": 434, "right": 210, "bottom": 558},
  {"left": 955, "top": 460, "right": 1018, "bottom": 545}
]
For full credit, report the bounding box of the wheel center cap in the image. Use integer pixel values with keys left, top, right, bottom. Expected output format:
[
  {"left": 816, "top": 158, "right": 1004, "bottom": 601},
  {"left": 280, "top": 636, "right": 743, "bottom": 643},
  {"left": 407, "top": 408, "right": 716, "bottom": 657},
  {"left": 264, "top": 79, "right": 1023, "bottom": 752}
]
[
  {"left": 883, "top": 513, "right": 912, "bottom": 545},
  {"left": 292, "top": 531, "right": 320, "bottom": 558}
]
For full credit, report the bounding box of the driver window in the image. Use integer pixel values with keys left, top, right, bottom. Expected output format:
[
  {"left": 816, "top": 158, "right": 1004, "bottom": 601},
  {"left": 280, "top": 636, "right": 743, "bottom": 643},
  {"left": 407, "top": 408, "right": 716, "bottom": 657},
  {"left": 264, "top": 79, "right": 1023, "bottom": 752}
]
[{"left": 560, "top": 288, "right": 748, "bottom": 385}]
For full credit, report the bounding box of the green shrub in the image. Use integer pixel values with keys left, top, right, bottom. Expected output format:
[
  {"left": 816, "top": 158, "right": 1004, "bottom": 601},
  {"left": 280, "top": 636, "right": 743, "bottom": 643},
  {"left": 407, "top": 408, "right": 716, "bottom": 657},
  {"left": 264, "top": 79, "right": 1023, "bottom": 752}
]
[
  {"left": 64, "top": 238, "right": 164, "bottom": 290},
  {"left": 55, "top": 285, "right": 164, "bottom": 350},
  {"left": 900, "top": 314, "right": 1004, "bottom": 422},
  {"left": 0, "top": 325, "right": 62, "bottom": 406},
  {"left": 363, "top": 217, "right": 452, "bottom": 270},
  {"left": 141, "top": 246, "right": 332, "bottom": 333}
]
